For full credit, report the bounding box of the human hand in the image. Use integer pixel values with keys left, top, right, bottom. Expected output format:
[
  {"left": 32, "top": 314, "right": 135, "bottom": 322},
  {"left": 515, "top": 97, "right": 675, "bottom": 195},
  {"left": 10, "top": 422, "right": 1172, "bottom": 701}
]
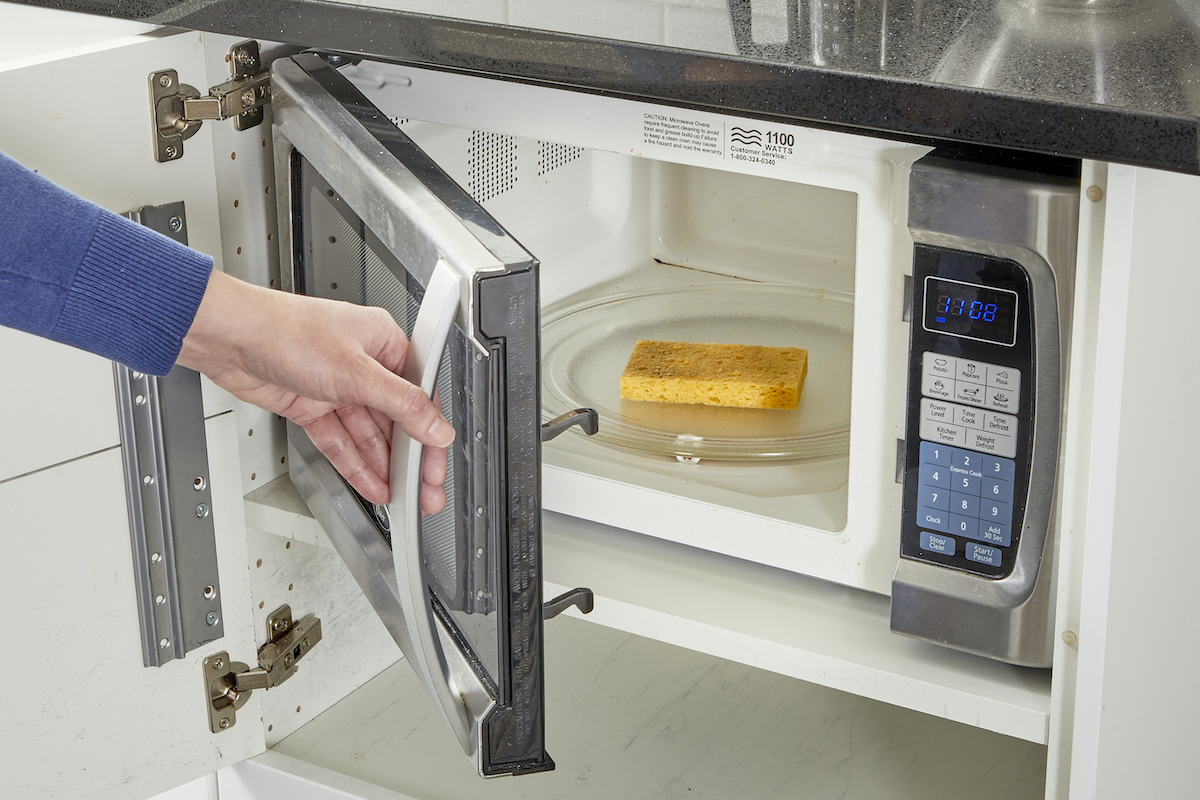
[{"left": 177, "top": 270, "right": 453, "bottom": 514}]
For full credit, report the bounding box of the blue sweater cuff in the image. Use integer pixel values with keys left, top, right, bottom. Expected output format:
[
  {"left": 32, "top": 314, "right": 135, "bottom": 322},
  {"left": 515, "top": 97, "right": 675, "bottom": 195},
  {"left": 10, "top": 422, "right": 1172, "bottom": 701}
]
[{"left": 51, "top": 212, "right": 213, "bottom": 376}]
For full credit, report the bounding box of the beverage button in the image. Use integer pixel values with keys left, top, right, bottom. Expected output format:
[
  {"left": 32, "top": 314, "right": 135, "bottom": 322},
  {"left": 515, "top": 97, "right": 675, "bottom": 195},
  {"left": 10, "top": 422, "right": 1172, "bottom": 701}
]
[
  {"left": 920, "top": 531, "right": 956, "bottom": 556},
  {"left": 924, "top": 352, "right": 955, "bottom": 379},
  {"left": 919, "top": 484, "right": 949, "bottom": 510},
  {"left": 920, "top": 441, "right": 953, "bottom": 466},
  {"left": 979, "top": 521, "right": 1011, "bottom": 547},
  {"left": 920, "top": 417, "right": 966, "bottom": 446},
  {"left": 917, "top": 506, "right": 950, "bottom": 533},
  {"left": 956, "top": 359, "right": 986, "bottom": 385},
  {"left": 966, "top": 542, "right": 1002, "bottom": 566},
  {"left": 954, "top": 406, "right": 985, "bottom": 430},
  {"left": 922, "top": 371, "right": 953, "bottom": 400}
]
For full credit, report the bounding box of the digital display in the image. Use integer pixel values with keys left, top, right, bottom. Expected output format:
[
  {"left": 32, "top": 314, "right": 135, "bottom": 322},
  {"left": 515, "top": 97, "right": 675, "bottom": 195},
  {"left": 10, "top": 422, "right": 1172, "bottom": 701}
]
[{"left": 923, "top": 277, "right": 1018, "bottom": 346}]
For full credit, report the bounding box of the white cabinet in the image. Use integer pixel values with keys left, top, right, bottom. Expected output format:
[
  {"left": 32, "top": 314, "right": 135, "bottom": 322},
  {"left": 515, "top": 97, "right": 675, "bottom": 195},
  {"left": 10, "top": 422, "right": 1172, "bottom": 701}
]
[{"left": 2, "top": 10, "right": 1199, "bottom": 800}]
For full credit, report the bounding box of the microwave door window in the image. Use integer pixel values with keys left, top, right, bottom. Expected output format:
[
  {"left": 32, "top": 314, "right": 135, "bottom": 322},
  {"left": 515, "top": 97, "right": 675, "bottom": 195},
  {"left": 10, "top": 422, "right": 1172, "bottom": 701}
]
[{"left": 302, "top": 167, "right": 506, "bottom": 717}]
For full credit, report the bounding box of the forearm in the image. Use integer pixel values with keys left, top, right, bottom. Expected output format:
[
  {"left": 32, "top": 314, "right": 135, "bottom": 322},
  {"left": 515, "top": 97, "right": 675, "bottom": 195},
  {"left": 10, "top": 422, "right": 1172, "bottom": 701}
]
[{"left": 0, "top": 151, "right": 212, "bottom": 375}]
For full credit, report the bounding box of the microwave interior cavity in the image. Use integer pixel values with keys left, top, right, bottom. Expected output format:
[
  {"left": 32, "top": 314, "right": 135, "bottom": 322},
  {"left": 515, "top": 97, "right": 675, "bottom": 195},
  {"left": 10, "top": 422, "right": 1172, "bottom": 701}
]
[{"left": 343, "top": 59, "right": 919, "bottom": 598}]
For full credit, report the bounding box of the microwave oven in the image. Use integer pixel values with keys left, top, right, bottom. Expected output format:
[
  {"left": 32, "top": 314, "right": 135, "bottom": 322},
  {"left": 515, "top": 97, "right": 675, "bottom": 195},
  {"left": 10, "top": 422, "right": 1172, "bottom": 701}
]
[{"left": 271, "top": 52, "right": 1078, "bottom": 775}]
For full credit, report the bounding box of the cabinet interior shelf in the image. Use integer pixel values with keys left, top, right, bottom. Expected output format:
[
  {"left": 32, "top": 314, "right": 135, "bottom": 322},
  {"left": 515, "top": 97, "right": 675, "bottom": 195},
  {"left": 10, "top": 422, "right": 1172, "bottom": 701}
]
[{"left": 244, "top": 476, "right": 1051, "bottom": 746}]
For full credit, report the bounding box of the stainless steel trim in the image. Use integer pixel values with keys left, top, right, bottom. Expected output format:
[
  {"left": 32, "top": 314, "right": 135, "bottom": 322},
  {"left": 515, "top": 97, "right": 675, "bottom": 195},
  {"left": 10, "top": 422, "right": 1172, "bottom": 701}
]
[{"left": 892, "top": 157, "right": 1078, "bottom": 667}]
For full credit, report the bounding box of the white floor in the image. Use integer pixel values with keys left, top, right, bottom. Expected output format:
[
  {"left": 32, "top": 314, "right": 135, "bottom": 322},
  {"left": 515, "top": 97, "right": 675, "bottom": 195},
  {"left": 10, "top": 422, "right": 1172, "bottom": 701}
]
[{"left": 272, "top": 615, "right": 1047, "bottom": 800}]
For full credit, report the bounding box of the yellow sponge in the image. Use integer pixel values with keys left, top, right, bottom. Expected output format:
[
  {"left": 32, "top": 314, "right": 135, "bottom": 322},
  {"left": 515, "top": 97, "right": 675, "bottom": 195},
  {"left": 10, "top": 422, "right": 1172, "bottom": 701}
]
[{"left": 620, "top": 340, "right": 808, "bottom": 409}]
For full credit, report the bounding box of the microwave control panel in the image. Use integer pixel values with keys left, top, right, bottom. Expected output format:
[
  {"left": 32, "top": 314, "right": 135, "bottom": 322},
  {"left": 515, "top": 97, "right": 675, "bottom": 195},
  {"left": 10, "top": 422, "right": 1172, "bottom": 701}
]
[{"left": 900, "top": 244, "right": 1035, "bottom": 579}]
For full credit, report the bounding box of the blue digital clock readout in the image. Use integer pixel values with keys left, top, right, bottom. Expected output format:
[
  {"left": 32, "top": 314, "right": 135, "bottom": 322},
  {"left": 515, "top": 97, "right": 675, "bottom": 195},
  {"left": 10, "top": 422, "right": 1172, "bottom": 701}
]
[{"left": 923, "top": 277, "right": 1018, "bottom": 345}]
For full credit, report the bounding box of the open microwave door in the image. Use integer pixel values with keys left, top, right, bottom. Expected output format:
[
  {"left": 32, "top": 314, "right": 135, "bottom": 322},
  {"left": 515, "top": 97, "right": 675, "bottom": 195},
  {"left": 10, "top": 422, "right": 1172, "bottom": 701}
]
[{"left": 272, "top": 54, "right": 549, "bottom": 776}]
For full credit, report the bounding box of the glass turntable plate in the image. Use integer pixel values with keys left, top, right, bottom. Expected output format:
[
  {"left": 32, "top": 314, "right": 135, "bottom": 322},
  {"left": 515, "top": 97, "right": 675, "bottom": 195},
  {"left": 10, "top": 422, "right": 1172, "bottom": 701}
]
[{"left": 541, "top": 283, "right": 854, "bottom": 460}]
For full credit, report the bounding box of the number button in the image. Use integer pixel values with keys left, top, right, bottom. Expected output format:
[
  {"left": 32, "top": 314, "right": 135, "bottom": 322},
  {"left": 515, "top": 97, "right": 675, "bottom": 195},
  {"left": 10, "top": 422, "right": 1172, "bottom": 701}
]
[
  {"left": 982, "top": 477, "right": 1014, "bottom": 503},
  {"left": 920, "top": 486, "right": 949, "bottom": 510},
  {"left": 980, "top": 499, "right": 1012, "bottom": 526},
  {"left": 955, "top": 473, "right": 982, "bottom": 496},
  {"left": 952, "top": 449, "right": 982, "bottom": 472},
  {"left": 950, "top": 492, "right": 980, "bottom": 517},
  {"left": 949, "top": 514, "right": 979, "bottom": 539},
  {"left": 981, "top": 455, "right": 1015, "bottom": 481},
  {"left": 921, "top": 463, "right": 951, "bottom": 490},
  {"left": 920, "top": 441, "right": 952, "bottom": 466}
]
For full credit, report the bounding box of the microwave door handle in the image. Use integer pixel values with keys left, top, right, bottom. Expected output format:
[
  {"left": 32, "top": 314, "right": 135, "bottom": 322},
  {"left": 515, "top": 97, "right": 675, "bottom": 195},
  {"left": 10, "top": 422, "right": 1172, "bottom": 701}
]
[{"left": 387, "top": 259, "right": 474, "bottom": 751}]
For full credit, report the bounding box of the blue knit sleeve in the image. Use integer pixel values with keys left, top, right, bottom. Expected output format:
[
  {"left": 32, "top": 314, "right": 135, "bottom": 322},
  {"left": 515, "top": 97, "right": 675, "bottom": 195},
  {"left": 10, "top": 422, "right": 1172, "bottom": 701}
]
[{"left": 0, "top": 151, "right": 213, "bottom": 376}]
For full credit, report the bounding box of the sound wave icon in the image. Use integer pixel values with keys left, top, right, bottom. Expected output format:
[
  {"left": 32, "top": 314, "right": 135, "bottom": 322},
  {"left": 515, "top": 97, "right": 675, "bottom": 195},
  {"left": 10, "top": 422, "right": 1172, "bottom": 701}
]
[{"left": 730, "top": 126, "right": 762, "bottom": 145}]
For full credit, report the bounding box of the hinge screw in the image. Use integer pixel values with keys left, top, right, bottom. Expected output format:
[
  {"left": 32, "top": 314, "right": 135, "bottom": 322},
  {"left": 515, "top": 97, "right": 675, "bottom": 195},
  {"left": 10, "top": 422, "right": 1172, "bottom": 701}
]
[
  {"left": 212, "top": 658, "right": 224, "bottom": 670},
  {"left": 168, "top": 216, "right": 183, "bottom": 233},
  {"left": 241, "top": 89, "right": 256, "bottom": 107},
  {"left": 196, "top": 503, "right": 210, "bottom": 518},
  {"left": 158, "top": 73, "right": 172, "bottom": 87},
  {"left": 206, "top": 612, "right": 219, "bottom": 626},
  {"left": 164, "top": 145, "right": 179, "bottom": 159},
  {"left": 284, "top": 653, "right": 294, "bottom": 668},
  {"left": 273, "top": 619, "right": 289, "bottom": 633},
  {"left": 219, "top": 718, "right": 230, "bottom": 729},
  {"left": 234, "top": 50, "right": 256, "bottom": 66}
]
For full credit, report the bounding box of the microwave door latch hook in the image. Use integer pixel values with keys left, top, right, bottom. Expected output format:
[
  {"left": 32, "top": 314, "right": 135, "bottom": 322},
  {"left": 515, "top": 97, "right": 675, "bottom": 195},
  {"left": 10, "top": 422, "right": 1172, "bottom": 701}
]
[
  {"left": 544, "top": 588, "right": 595, "bottom": 621},
  {"left": 541, "top": 408, "right": 599, "bottom": 442}
]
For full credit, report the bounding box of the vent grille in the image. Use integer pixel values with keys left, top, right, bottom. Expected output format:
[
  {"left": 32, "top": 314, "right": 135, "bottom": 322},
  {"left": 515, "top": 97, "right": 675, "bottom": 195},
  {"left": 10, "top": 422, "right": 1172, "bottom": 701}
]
[
  {"left": 468, "top": 131, "right": 518, "bottom": 203},
  {"left": 538, "top": 141, "right": 583, "bottom": 175}
]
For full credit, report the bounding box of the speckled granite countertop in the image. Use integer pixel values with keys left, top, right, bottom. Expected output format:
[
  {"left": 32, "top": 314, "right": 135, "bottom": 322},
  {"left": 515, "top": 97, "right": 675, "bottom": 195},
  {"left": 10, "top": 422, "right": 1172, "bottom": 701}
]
[{"left": 10, "top": 0, "right": 1200, "bottom": 174}]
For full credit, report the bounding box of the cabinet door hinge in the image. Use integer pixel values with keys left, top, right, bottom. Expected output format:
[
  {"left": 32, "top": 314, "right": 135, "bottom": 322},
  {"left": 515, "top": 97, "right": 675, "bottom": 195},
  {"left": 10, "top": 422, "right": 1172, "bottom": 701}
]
[
  {"left": 150, "top": 40, "right": 270, "bottom": 163},
  {"left": 202, "top": 604, "right": 323, "bottom": 733}
]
